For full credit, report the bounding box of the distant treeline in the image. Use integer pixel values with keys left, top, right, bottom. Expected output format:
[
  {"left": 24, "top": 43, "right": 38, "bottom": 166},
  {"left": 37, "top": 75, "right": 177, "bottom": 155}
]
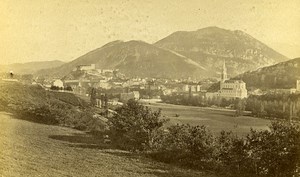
[
  {"left": 161, "top": 93, "right": 300, "bottom": 120},
  {"left": 161, "top": 94, "right": 245, "bottom": 115},
  {"left": 246, "top": 94, "right": 300, "bottom": 120},
  {"left": 161, "top": 93, "right": 237, "bottom": 107}
]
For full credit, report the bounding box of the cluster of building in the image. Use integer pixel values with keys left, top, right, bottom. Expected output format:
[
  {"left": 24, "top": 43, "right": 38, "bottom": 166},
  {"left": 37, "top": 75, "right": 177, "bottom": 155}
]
[
  {"left": 71, "top": 62, "right": 247, "bottom": 102},
  {"left": 9, "top": 61, "right": 299, "bottom": 105},
  {"left": 42, "top": 62, "right": 249, "bottom": 102},
  {"left": 44, "top": 64, "right": 213, "bottom": 103}
]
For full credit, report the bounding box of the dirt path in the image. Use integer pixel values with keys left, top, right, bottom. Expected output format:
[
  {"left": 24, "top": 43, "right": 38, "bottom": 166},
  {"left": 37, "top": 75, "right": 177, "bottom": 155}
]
[{"left": 0, "top": 112, "right": 217, "bottom": 177}]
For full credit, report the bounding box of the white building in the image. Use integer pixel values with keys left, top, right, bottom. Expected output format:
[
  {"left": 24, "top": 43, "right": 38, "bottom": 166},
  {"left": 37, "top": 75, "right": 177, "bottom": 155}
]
[
  {"left": 76, "top": 64, "right": 96, "bottom": 71},
  {"left": 183, "top": 85, "right": 189, "bottom": 92},
  {"left": 52, "top": 79, "right": 64, "bottom": 88},
  {"left": 97, "top": 82, "right": 111, "bottom": 89},
  {"left": 132, "top": 91, "right": 140, "bottom": 100},
  {"left": 219, "top": 60, "right": 247, "bottom": 99},
  {"left": 297, "top": 80, "right": 300, "bottom": 92},
  {"left": 120, "top": 91, "right": 140, "bottom": 102},
  {"left": 206, "top": 92, "right": 219, "bottom": 99},
  {"left": 219, "top": 80, "right": 247, "bottom": 98},
  {"left": 183, "top": 84, "right": 202, "bottom": 92}
]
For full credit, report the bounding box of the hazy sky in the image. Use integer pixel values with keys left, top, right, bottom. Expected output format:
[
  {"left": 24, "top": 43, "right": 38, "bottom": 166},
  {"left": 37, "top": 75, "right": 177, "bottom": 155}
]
[{"left": 1, "top": 0, "right": 299, "bottom": 64}]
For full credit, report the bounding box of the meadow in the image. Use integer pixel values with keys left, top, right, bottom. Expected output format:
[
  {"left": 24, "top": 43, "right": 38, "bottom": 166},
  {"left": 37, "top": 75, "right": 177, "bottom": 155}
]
[
  {"left": 145, "top": 103, "right": 271, "bottom": 136},
  {"left": 0, "top": 112, "right": 217, "bottom": 177}
]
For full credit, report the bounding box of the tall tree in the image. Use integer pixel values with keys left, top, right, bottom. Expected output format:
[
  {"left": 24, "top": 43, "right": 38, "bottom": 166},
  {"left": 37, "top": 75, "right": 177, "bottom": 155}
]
[
  {"left": 90, "top": 87, "right": 97, "bottom": 106},
  {"left": 109, "top": 99, "right": 167, "bottom": 151}
]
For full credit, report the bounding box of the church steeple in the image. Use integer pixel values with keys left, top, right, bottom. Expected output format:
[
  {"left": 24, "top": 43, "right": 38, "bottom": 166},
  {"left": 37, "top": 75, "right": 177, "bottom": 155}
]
[{"left": 221, "top": 59, "right": 227, "bottom": 82}]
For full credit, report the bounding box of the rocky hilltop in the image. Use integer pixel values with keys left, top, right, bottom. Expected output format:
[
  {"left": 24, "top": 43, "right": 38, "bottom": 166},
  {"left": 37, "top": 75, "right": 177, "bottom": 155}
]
[{"left": 154, "top": 26, "right": 288, "bottom": 77}]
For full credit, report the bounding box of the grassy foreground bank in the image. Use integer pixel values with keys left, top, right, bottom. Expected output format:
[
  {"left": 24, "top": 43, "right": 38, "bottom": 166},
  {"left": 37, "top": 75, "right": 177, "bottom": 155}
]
[{"left": 0, "top": 112, "right": 216, "bottom": 177}]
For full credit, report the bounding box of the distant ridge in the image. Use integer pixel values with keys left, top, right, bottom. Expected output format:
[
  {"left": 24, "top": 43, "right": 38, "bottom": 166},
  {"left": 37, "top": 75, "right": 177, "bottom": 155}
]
[
  {"left": 235, "top": 57, "right": 300, "bottom": 89},
  {"left": 0, "top": 60, "right": 65, "bottom": 74}
]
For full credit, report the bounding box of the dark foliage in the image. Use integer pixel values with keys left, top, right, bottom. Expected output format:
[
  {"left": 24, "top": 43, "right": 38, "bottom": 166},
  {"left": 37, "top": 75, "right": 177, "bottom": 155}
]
[
  {"left": 150, "top": 122, "right": 300, "bottom": 177},
  {"left": 108, "top": 99, "right": 167, "bottom": 151},
  {"left": 161, "top": 94, "right": 245, "bottom": 114},
  {"left": 246, "top": 93, "right": 300, "bottom": 120},
  {"left": 151, "top": 124, "right": 215, "bottom": 169},
  {"left": 235, "top": 58, "right": 300, "bottom": 89},
  {"left": 50, "top": 85, "right": 62, "bottom": 90}
]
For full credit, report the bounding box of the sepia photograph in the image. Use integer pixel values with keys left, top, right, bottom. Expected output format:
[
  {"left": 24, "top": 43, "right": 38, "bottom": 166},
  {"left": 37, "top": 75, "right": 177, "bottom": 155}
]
[{"left": 0, "top": 0, "right": 299, "bottom": 176}]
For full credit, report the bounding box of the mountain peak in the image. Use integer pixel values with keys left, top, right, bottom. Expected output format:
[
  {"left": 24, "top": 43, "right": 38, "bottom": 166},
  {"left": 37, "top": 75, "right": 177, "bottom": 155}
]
[
  {"left": 125, "top": 40, "right": 149, "bottom": 46},
  {"left": 154, "top": 27, "right": 288, "bottom": 77},
  {"left": 127, "top": 40, "right": 146, "bottom": 43},
  {"left": 197, "top": 26, "right": 225, "bottom": 31},
  {"left": 101, "top": 40, "right": 124, "bottom": 48},
  {"left": 37, "top": 40, "right": 208, "bottom": 79}
]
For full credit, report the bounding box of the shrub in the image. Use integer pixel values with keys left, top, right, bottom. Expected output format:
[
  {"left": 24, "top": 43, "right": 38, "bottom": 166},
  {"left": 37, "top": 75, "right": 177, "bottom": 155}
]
[
  {"left": 151, "top": 124, "right": 215, "bottom": 169},
  {"left": 150, "top": 122, "right": 300, "bottom": 177},
  {"left": 108, "top": 99, "right": 167, "bottom": 151},
  {"left": 244, "top": 121, "right": 300, "bottom": 177},
  {"left": 215, "top": 131, "right": 248, "bottom": 176}
]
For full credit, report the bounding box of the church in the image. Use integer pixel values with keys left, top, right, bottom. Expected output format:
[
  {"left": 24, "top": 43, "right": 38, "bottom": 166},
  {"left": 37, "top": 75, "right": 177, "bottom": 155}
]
[{"left": 219, "top": 60, "right": 248, "bottom": 99}]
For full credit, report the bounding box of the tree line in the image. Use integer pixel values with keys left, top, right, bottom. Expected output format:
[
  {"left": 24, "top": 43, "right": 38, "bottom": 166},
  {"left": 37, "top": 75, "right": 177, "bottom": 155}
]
[
  {"left": 161, "top": 93, "right": 300, "bottom": 120},
  {"left": 246, "top": 93, "right": 300, "bottom": 121}
]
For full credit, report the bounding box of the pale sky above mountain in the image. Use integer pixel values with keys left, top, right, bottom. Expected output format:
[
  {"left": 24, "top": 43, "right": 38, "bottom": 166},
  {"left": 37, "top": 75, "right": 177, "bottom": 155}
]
[{"left": 0, "top": 0, "right": 299, "bottom": 64}]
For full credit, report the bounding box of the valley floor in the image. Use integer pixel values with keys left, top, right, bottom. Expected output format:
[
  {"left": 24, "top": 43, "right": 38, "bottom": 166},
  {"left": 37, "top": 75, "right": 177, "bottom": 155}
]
[
  {"left": 0, "top": 112, "right": 217, "bottom": 177},
  {"left": 145, "top": 102, "right": 271, "bottom": 136}
]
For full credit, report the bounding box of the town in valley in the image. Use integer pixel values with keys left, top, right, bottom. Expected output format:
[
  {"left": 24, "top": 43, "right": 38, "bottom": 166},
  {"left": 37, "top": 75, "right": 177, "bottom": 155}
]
[{"left": 0, "top": 1, "right": 299, "bottom": 177}]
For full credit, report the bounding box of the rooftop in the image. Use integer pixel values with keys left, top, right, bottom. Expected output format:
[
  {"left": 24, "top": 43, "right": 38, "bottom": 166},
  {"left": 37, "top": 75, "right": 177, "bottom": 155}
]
[
  {"left": 224, "top": 80, "right": 245, "bottom": 84},
  {"left": 220, "top": 88, "right": 234, "bottom": 90}
]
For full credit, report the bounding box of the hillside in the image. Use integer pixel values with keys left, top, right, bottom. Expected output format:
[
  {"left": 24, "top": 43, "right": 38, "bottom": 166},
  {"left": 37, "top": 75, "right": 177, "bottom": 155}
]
[
  {"left": 154, "top": 26, "right": 288, "bottom": 77},
  {"left": 235, "top": 57, "right": 300, "bottom": 89},
  {"left": 0, "top": 112, "right": 215, "bottom": 177},
  {"left": 0, "top": 60, "right": 65, "bottom": 74},
  {"left": 37, "top": 40, "right": 208, "bottom": 79},
  {"left": 0, "top": 81, "right": 103, "bottom": 130}
]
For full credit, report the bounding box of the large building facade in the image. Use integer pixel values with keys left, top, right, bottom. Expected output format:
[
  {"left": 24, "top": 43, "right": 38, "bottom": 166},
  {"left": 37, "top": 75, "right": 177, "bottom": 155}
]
[
  {"left": 219, "top": 60, "right": 247, "bottom": 99},
  {"left": 297, "top": 80, "right": 300, "bottom": 92}
]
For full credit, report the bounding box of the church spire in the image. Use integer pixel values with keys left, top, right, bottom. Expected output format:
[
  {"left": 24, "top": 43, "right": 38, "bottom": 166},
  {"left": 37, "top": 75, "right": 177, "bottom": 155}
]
[{"left": 221, "top": 59, "right": 227, "bottom": 82}]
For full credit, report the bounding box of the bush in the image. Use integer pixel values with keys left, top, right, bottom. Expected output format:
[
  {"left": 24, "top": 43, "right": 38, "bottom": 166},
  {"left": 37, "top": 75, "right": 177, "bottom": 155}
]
[
  {"left": 108, "top": 99, "right": 167, "bottom": 151},
  {"left": 150, "top": 122, "right": 300, "bottom": 177},
  {"left": 16, "top": 104, "right": 60, "bottom": 125},
  {"left": 215, "top": 131, "right": 248, "bottom": 176},
  {"left": 151, "top": 124, "right": 215, "bottom": 169},
  {"left": 244, "top": 121, "right": 300, "bottom": 177}
]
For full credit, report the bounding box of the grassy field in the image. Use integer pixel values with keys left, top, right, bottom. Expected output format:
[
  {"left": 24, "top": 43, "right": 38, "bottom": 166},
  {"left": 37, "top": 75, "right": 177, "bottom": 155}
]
[
  {"left": 145, "top": 103, "right": 271, "bottom": 136},
  {"left": 0, "top": 112, "right": 218, "bottom": 177}
]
